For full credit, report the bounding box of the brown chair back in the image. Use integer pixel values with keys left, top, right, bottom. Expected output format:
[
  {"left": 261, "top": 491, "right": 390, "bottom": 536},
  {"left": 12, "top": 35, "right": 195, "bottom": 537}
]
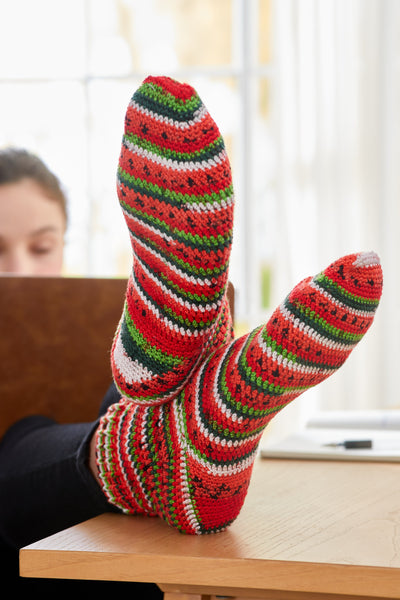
[{"left": 0, "top": 277, "right": 234, "bottom": 437}]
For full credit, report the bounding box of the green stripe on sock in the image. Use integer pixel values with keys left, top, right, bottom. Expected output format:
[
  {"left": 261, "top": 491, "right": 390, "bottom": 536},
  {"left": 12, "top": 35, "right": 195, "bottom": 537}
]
[
  {"left": 130, "top": 227, "right": 229, "bottom": 280},
  {"left": 118, "top": 166, "right": 233, "bottom": 207},
  {"left": 284, "top": 297, "right": 364, "bottom": 345},
  {"left": 134, "top": 85, "right": 202, "bottom": 122},
  {"left": 260, "top": 331, "right": 338, "bottom": 372},
  {"left": 314, "top": 273, "right": 380, "bottom": 312},
  {"left": 123, "top": 132, "right": 225, "bottom": 163},
  {"left": 122, "top": 303, "right": 184, "bottom": 370},
  {"left": 120, "top": 197, "right": 232, "bottom": 252}
]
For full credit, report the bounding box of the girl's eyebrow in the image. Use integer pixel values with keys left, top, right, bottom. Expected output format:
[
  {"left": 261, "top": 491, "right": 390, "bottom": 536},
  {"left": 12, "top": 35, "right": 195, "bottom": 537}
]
[
  {"left": 0, "top": 226, "right": 63, "bottom": 243},
  {"left": 29, "top": 225, "right": 62, "bottom": 237}
]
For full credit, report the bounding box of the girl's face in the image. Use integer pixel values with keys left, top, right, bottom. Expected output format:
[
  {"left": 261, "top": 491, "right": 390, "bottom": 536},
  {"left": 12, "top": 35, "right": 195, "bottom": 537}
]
[{"left": 0, "top": 178, "right": 66, "bottom": 275}]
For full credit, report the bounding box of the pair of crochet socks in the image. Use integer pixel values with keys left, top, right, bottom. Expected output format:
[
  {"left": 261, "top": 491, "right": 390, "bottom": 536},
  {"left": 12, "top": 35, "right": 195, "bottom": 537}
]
[{"left": 93, "top": 76, "right": 383, "bottom": 534}]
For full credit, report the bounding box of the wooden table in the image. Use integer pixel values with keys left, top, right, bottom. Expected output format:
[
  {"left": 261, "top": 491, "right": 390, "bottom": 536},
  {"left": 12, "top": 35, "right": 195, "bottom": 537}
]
[{"left": 20, "top": 457, "right": 400, "bottom": 600}]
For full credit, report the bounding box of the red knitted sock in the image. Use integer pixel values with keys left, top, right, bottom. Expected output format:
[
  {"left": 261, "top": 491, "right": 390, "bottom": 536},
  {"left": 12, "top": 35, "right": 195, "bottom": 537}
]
[
  {"left": 112, "top": 76, "right": 234, "bottom": 406},
  {"left": 95, "top": 251, "right": 383, "bottom": 533}
]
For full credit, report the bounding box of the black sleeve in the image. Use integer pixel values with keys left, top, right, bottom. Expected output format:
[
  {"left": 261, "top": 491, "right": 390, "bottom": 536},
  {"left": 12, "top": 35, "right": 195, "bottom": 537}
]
[
  {"left": 0, "top": 382, "right": 163, "bottom": 598},
  {"left": 0, "top": 383, "right": 121, "bottom": 549}
]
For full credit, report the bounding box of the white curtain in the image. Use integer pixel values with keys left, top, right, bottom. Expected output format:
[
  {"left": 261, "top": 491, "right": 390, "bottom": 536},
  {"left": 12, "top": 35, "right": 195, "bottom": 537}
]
[{"left": 267, "top": 0, "right": 400, "bottom": 437}]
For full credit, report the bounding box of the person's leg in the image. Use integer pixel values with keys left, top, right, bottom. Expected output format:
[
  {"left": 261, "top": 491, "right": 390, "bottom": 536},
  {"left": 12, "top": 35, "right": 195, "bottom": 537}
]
[
  {"left": 0, "top": 381, "right": 123, "bottom": 549},
  {"left": 94, "top": 251, "right": 383, "bottom": 534},
  {"left": 0, "top": 389, "right": 163, "bottom": 598},
  {"left": 0, "top": 415, "right": 109, "bottom": 549},
  {"left": 112, "top": 76, "right": 234, "bottom": 406}
]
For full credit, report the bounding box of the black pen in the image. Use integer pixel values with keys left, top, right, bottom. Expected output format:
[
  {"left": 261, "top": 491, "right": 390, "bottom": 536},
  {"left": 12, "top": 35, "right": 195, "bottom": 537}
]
[{"left": 323, "top": 440, "right": 373, "bottom": 449}]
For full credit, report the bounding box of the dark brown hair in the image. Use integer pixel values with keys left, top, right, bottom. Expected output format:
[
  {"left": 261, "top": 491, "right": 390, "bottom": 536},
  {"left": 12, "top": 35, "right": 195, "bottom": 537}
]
[{"left": 0, "top": 147, "right": 68, "bottom": 225}]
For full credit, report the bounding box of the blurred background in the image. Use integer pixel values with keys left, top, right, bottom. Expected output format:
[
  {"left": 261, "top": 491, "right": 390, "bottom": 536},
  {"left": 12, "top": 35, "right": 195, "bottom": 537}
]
[{"left": 1, "top": 0, "right": 399, "bottom": 434}]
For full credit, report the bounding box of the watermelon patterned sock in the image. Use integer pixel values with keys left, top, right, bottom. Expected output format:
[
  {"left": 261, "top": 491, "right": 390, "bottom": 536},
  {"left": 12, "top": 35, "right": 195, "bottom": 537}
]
[
  {"left": 112, "top": 76, "right": 234, "bottom": 405},
  {"left": 95, "top": 251, "right": 383, "bottom": 534}
]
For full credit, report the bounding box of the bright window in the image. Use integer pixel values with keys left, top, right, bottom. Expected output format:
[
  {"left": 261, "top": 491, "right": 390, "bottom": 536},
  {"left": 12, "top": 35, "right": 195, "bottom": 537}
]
[{"left": 0, "top": 0, "right": 273, "bottom": 327}]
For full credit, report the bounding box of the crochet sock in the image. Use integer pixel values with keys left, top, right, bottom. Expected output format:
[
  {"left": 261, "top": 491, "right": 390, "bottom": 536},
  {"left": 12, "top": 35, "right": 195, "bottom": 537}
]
[
  {"left": 95, "top": 251, "right": 383, "bottom": 534},
  {"left": 112, "top": 76, "right": 234, "bottom": 406}
]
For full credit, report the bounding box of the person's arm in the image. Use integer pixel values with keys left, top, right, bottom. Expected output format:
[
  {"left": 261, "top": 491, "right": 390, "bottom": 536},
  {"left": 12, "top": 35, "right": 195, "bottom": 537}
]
[{"left": 0, "top": 383, "right": 120, "bottom": 549}]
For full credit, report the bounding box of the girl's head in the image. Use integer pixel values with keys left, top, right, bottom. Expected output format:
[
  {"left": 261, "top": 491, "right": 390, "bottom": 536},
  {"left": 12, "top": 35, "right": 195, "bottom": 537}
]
[{"left": 0, "top": 148, "right": 67, "bottom": 275}]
